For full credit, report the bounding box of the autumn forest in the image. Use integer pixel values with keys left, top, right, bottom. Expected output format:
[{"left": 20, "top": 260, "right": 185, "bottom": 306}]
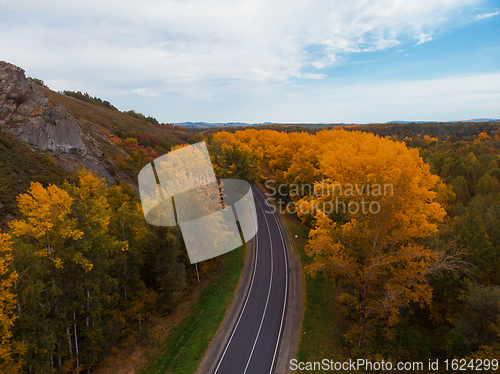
[
  {"left": 207, "top": 124, "right": 500, "bottom": 368},
  {"left": 1, "top": 121, "right": 500, "bottom": 372}
]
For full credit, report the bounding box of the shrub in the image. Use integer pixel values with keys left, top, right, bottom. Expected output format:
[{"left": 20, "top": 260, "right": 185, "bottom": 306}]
[
  {"left": 111, "top": 137, "right": 122, "bottom": 145},
  {"left": 100, "top": 129, "right": 111, "bottom": 138},
  {"left": 136, "top": 133, "right": 159, "bottom": 148},
  {"left": 123, "top": 138, "right": 138, "bottom": 145},
  {"left": 41, "top": 153, "right": 52, "bottom": 166},
  {"left": 63, "top": 90, "right": 118, "bottom": 110},
  {"left": 107, "top": 164, "right": 117, "bottom": 176}
]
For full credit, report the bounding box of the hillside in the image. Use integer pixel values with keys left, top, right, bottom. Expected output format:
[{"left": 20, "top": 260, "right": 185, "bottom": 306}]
[
  {"left": 0, "top": 61, "right": 200, "bottom": 228},
  {"left": 0, "top": 131, "right": 72, "bottom": 230},
  {"left": 0, "top": 62, "right": 232, "bottom": 374},
  {"left": 40, "top": 87, "right": 197, "bottom": 145},
  {"left": 39, "top": 87, "right": 201, "bottom": 184}
]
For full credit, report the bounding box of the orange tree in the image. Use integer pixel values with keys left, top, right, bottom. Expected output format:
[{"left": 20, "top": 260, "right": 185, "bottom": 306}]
[
  {"left": 9, "top": 172, "right": 126, "bottom": 373},
  {"left": 209, "top": 131, "right": 262, "bottom": 181},
  {"left": 216, "top": 128, "right": 464, "bottom": 350},
  {"left": 293, "top": 130, "right": 463, "bottom": 350},
  {"left": 0, "top": 231, "right": 25, "bottom": 373}
]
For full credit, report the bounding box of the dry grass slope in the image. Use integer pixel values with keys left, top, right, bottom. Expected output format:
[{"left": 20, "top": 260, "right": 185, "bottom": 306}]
[{"left": 40, "top": 87, "right": 198, "bottom": 145}]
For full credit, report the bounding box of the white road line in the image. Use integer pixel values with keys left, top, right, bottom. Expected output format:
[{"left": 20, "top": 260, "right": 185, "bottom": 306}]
[
  {"left": 212, "top": 202, "right": 260, "bottom": 374},
  {"left": 265, "top": 191, "right": 289, "bottom": 374},
  {"left": 242, "top": 195, "right": 274, "bottom": 374},
  {"left": 213, "top": 184, "right": 289, "bottom": 374}
]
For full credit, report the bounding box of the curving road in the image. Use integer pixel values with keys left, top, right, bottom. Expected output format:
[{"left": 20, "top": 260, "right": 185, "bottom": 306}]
[{"left": 211, "top": 184, "right": 289, "bottom": 374}]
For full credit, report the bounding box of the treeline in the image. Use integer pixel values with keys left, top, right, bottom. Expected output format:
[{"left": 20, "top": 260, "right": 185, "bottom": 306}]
[
  {"left": 203, "top": 121, "right": 500, "bottom": 142},
  {"left": 28, "top": 77, "right": 48, "bottom": 88},
  {"left": 352, "top": 121, "right": 500, "bottom": 141},
  {"left": 122, "top": 110, "right": 159, "bottom": 125},
  {"left": 202, "top": 123, "right": 311, "bottom": 135},
  {"left": 61, "top": 91, "right": 166, "bottom": 127},
  {"left": 209, "top": 128, "right": 500, "bottom": 361},
  {"left": 0, "top": 170, "right": 206, "bottom": 373},
  {"left": 62, "top": 91, "right": 118, "bottom": 111}
]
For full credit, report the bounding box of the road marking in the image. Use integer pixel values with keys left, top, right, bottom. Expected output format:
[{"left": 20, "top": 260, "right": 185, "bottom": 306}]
[
  {"left": 212, "top": 196, "right": 260, "bottom": 374},
  {"left": 264, "top": 190, "right": 290, "bottom": 374},
  {"left": 242, "top": 193, "right": 274, "bottom": 374},
  {"left": 212, "top": 184, "right": 289, "bottom": 374}
]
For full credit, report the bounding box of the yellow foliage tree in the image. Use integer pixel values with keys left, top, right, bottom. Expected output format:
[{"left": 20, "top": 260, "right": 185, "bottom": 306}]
[
  {"left": 10, "top": 182, "right": 83, "bottom": 267},
  {"left": 295, "top": 130, "right": 462, "bottom": 348},
  {"left": 214, "top": 128, "right": 465, "bottom": 349},
  {"left": 211, "top": 131, "right": 262, "bottom": 181},
  {"left": 0, "top": 232, "right": 25, "bottom": 373},
  {"left": 67, "top": 170, "right": 112, "bottom": 237},
  {"left": 232, "top": 129, "right": 294, "bottom": 183}
]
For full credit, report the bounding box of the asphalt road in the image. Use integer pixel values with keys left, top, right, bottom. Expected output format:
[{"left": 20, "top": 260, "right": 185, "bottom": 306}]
[{"left": 211, "top": 184, "right": 289, "bottom": 374}]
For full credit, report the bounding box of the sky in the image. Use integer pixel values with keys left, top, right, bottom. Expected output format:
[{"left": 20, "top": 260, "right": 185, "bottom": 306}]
[{"left": 1, "top": 0, "right": 499, "bottom": 124}]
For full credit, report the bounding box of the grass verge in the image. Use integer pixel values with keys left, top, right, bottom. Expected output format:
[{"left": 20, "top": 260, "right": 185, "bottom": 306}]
[{"left": 140, "top": 243, "right": 246, "bottom": 374}]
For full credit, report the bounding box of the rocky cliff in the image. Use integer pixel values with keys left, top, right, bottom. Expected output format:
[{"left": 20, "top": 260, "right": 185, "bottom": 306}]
[{"left": 0, "top": 61, "right": 87, "bottom": 154}]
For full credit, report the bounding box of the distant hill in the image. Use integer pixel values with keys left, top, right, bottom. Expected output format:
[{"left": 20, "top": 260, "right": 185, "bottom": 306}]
[
  {"left": 387, "top": 119, "right": 500, "bottom": 124},
  {"left": 175, "top": 121, "right": 271, "bottom": 128},
  {"left": 467, "top": 118, "right": 500, "bottom": 122},
  {"left": 182, "top": 119, "right": 500, "bottom": 129}
]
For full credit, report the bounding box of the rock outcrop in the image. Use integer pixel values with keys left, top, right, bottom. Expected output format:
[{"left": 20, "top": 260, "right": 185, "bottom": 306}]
[
  {"left": 0, "top": 62, "right": 117, "bottom": 185},
  {"left": 0, "top": 61, "right": 87, "bottom": 154}
]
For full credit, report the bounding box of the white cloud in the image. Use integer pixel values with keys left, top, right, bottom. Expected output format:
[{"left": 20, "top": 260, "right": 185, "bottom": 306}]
[
  {"left": 476, "top": 11, "right": 500, "bottom": 20},
  {"left": 300, "top": 73, "right": 326, "bottom": 80},
  {"left": 415, "top": 32, "right": 433, "bottom": 45},
  {"left": 2, "top": 0, "right": 497, "bottom": 124},
  {"left": 310, "top": 54, "right": 337, "bottom": 69},
  {"left": 133, "top": 88, "right": 161, "bottom": 97},
  {"left": 0, "top": 0, "right": 484, "bottom": 100}
]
